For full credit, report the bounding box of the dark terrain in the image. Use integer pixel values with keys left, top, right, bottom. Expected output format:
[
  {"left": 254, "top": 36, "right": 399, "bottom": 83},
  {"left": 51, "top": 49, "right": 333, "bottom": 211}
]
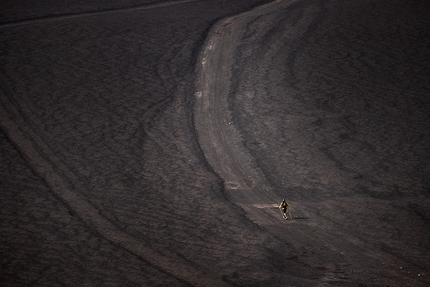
[{"left": 1, "top": 0, "right": 429, "bottom": 286}]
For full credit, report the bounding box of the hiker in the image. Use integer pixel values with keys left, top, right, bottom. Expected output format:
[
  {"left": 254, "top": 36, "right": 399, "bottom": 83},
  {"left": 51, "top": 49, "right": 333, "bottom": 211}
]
[{"left": 279, "top": 199, "right": 291, "bottom": 220}]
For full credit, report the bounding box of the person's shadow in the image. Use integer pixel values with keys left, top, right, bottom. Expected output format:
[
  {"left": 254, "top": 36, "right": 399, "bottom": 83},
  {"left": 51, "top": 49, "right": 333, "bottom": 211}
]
[{"left": 291, "top": 216, "right": 309, "bottom": 220}]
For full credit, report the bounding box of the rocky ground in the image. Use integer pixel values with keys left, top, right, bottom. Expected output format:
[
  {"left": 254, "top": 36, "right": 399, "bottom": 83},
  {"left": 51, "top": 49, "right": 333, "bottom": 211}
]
[{"left": 1, "top": 0, "right": 429, "bottom": 286}]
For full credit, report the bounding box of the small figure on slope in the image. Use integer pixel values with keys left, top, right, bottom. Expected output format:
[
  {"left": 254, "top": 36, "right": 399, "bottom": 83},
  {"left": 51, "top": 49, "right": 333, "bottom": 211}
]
[{"left": 279, "top": 199, "right": 292, "bottom": 220}]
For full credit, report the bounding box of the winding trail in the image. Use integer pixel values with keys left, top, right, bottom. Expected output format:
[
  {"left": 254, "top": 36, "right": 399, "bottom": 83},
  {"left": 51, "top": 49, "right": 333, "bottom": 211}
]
[
  {"left": 194, "top": 0, "right": 299, "bottom": 225},
  {"left": 0, "top": 0, "right": 298, "bottom": 284},
  {"left": 2, "top": 0, "right": 420, "bottom": 284},
  {"left": 0, "top": 0, "right": 296, "bottom": 284}
]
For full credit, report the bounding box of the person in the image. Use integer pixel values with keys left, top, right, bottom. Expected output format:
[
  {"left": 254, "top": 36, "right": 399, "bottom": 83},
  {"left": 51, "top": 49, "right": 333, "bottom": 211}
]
[{"left": 279, "top": 199, "right": 291, "bottom": 220}]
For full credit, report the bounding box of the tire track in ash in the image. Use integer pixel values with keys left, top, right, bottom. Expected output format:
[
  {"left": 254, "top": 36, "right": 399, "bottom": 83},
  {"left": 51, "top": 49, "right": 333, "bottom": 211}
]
[
  {"left": 0, "top": 78, "right": 228, "bottom": 287},
  {"left": 194, "top": 0, "right": 300, "bottom": 226}
]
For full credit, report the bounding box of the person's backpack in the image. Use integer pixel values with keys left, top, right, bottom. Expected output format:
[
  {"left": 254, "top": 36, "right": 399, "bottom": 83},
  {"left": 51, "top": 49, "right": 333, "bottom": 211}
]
[{"left": 280, "top": 201, "right": 289, "bottom": 209}]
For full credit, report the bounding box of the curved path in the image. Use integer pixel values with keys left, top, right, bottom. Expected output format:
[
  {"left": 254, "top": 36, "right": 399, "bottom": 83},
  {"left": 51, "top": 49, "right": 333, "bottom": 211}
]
[
  {"left": 194, "top": 0, "right": 299, "bottom": 225},
  {"left": 1, "top": 0, "right": 297, "bottom": 284}
]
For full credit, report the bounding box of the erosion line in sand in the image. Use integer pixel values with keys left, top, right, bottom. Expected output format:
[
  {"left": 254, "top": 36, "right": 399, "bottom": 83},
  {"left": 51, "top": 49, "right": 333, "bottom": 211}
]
[
  {"left": 0, "top": 92, "right": 228, "bottom": 286},
  {"left": 0, "top": 0, "right": 207, "bottom": 28}
]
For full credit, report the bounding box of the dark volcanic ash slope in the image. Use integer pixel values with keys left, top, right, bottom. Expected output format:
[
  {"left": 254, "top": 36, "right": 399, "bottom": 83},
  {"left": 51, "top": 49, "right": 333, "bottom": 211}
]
[
  {"left": 229, "top": 0, "right": 430, "bottom": 284},
  {"left": 2, "top": 0, "right": 430, "bottom": 286},
  {"left": 0, "top": 1, "right": 310, "bottom": 286}
]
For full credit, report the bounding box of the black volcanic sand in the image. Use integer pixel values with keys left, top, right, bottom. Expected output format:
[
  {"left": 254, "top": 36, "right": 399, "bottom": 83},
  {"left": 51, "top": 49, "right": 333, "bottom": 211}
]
[{"left": 1, "top": 0, "right": 429, "bottom": 286}]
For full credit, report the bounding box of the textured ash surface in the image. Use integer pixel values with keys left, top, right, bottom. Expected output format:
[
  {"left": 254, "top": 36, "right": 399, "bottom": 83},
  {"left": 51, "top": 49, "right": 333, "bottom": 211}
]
[{"left": 1, "top": 0, "right": 429, "bottom": 286}]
